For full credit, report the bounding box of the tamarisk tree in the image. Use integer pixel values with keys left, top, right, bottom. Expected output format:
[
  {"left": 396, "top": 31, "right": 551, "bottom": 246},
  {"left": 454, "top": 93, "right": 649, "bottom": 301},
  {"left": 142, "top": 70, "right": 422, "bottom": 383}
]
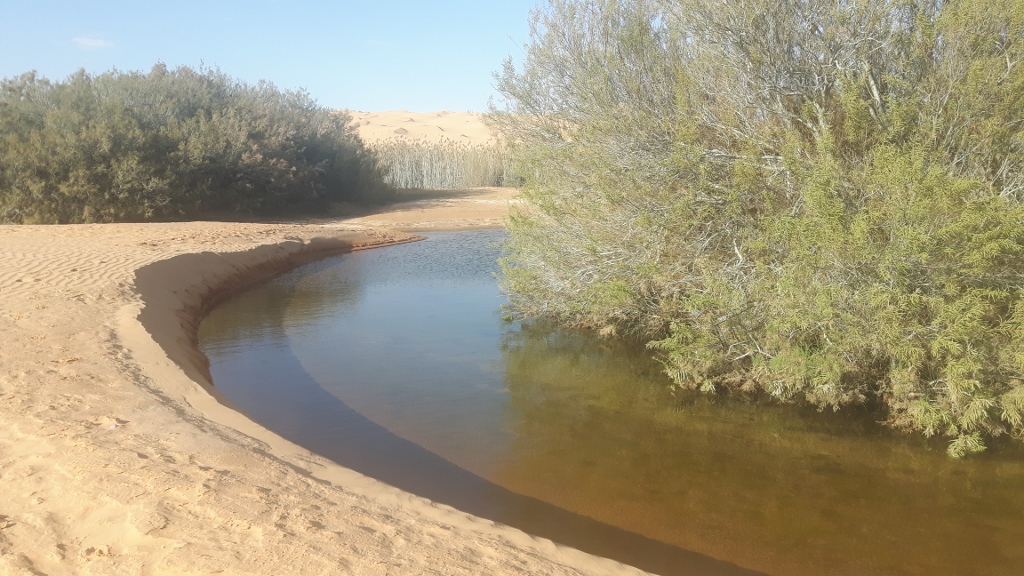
[{"left": 490, "top": 0, "right": 1024, "bottom": 456}]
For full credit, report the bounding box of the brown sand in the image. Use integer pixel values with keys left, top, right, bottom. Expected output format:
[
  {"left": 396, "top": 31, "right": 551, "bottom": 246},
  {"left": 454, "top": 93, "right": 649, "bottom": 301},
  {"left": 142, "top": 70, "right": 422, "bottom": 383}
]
[
  {"left": 0, "top": 188, "right": 652, "bottom": 575},
  {"left": 347, "top": 110, "right": 494, "bottom": 144},
  {"left": 341, "top": 187, "right": 521, "bottom": 231}
]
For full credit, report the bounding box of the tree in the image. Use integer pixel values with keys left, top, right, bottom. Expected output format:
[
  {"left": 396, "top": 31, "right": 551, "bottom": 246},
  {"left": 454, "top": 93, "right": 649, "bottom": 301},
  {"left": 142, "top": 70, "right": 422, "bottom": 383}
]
[{"left": 491, "top": 0, "right": 1024, "bottom": 456}]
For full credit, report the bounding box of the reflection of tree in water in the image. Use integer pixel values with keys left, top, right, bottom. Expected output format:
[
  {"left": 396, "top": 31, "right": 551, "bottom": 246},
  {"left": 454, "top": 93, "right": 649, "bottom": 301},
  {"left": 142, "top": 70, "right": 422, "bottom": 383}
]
[
  {"left": 285, "top": 255, "right": 368, "bottom": 326},
  {"left": 497, "top": 321, "right": 1024, "bottom": 576},
  {"left": 200, "top": 254, "right": 366, "bottom": 348},
  {"left": 206, "top": 229, "right": 507, "bottom": 347}
]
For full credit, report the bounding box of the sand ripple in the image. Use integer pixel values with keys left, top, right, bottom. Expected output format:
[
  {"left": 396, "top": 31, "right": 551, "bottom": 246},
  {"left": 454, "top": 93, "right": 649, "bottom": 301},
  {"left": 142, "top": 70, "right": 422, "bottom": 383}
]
[{"left": 0, "top": 209, "right": 645, "bottom": 575}]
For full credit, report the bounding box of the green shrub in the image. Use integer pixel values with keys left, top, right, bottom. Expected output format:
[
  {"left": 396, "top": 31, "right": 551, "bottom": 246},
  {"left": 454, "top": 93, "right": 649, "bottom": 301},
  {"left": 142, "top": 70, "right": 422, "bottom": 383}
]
[
  {"left": 0, "top": 64, "right": 391, "bottom": 223},
  {"left": 492, "top": 0, "right": 1024, "bottom": 456}
]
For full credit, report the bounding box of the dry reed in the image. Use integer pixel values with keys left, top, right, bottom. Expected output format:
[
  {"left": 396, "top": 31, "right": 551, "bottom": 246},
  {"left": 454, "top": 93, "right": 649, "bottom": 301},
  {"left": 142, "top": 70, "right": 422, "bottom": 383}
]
[{"left": 370, "top": 137, "right": 510, "bottom": 189}]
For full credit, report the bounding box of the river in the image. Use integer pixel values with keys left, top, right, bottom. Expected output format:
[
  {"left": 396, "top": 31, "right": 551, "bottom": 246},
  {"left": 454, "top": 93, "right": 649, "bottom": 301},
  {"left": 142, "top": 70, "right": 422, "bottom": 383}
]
[{"left": 200, "top": 229, "right": 1024, "bottom": 576}]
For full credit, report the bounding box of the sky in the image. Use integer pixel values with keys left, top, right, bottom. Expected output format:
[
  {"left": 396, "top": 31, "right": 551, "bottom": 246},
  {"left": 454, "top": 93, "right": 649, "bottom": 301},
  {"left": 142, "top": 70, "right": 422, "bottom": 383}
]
[{"left": 0, "top": 0, "right": 539, "bottom": 112}]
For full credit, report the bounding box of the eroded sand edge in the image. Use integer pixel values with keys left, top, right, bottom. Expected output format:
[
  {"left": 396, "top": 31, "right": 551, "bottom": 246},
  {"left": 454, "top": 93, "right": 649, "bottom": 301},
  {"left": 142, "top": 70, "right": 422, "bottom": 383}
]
[{"left": 0, "top": 211, "right": 646, "bottom": 575}]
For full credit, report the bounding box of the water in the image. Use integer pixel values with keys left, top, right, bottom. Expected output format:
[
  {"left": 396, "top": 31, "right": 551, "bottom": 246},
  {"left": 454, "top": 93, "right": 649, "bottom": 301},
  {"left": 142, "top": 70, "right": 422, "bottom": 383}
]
[{"left": 200, "top": 230, "right": 1024, "bottom": 576}]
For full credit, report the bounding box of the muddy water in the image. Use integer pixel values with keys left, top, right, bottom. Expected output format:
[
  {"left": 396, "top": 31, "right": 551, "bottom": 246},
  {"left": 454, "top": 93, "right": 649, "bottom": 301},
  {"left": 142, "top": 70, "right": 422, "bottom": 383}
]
[{"left": 200, "top": 230, "right": 1024, "bottom": 576}]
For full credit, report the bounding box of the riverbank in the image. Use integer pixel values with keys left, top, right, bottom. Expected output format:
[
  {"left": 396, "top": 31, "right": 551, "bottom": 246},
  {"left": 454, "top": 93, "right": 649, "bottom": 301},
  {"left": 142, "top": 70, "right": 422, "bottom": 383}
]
[
  {"left": 339, "top": 186, "right": 519, "bottom": 231},
  {"left": 0, "top": 192, "right": 646, "bottom": 575}
]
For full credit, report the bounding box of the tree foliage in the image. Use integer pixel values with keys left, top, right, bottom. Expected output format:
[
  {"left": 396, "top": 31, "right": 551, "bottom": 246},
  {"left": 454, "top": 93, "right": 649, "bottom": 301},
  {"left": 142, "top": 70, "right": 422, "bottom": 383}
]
[
  {"left": 0, "top": 64, "right": 391, "bottom": 223},
  {"left": 491, "top": 0, "right": 1024, "bottom": 456}
]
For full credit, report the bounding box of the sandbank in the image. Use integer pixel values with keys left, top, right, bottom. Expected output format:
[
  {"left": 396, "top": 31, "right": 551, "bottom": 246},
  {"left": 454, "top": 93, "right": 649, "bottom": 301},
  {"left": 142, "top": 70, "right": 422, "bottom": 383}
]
[{"left": 0, "top": 188, "right": 656, "bottom": 575}]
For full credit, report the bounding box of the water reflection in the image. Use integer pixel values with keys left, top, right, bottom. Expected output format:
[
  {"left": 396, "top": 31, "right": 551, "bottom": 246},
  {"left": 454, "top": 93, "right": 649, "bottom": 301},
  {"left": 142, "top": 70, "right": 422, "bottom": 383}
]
[
  {"left": 201, "top": 230, "right": 1024, "bottom": 576},
  {"left": 498, "top": 322, "right": 1024, "bottom": 575},
  {"left": 284, "top": 232, "right": 516, "bottom": 477}
]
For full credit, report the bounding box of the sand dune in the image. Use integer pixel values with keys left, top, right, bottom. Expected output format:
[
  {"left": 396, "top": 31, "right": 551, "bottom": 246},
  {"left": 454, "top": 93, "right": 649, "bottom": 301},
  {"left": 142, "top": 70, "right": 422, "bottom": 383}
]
[
  {"left": 0, "top": 194, "right": 647, "bottom": 575},
  {"left": 347, "top": 110, "right": 494, "bottom": 144}
]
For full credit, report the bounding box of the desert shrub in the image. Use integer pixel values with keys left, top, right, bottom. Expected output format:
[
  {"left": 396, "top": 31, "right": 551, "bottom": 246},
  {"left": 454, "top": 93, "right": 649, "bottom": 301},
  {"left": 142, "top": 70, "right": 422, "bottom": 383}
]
[
  {"left": 370, "top": 136, "right": 510, "bottom": 189},
  {"left": 0, "top": 64, "right": 391, "bottom": 223},
  {"left": 491, "top": 0, "right": 1024, "bottom": 456}
]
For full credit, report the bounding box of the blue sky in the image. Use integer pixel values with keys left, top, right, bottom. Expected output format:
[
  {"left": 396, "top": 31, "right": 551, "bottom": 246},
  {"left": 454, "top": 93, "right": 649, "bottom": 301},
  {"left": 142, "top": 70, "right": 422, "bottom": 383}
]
[{"left": 0, "top": 0, "right": 538, "bottom": 112}]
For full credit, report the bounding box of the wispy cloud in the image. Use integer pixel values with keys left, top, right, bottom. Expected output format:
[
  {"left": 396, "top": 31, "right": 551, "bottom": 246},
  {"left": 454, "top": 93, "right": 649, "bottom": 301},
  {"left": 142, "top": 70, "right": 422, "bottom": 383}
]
[{"left": 73, "top": 37, "right": 114, "bottom": 50}]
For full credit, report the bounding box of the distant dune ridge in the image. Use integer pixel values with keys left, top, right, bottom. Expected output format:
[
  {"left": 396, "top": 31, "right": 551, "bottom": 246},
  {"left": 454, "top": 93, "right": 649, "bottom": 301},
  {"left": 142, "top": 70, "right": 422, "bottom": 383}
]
[{"left": 347, "top": 110, "right": 495, "bottom": 145}]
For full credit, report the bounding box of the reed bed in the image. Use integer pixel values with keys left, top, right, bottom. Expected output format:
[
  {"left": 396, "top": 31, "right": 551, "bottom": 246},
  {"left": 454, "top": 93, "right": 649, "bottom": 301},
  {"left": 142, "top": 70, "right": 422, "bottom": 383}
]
[{"left": 371, "top": 137, "right": 511, "bottom": 189}]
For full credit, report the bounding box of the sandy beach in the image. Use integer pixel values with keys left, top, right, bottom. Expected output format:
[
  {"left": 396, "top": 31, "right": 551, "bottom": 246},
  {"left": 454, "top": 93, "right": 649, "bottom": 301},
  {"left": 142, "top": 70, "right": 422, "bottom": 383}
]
[
  {"left": 0, "top": 107, "right": 644, "bottom": 576},
  {"left": 0, "top": 186, "right": 652, "bottom": 576}
]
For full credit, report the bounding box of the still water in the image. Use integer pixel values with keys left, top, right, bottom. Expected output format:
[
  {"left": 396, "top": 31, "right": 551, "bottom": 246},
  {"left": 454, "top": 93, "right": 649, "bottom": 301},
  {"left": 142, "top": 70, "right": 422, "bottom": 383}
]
[{"left": 200, "top": 230, "right": 1024, "bottom": 576}]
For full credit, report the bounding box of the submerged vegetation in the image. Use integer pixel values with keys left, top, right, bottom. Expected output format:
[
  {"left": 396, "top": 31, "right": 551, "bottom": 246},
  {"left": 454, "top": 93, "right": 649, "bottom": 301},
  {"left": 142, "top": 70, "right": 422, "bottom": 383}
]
[
  {"left": 0, "top": 64, "right": 391, "bottom": 223},
  {"left": 370, "top": 137, "right": 510, "bottom": 189},
  {"left": 491, "top": 0, "right": 1024, "bottom": 456}
]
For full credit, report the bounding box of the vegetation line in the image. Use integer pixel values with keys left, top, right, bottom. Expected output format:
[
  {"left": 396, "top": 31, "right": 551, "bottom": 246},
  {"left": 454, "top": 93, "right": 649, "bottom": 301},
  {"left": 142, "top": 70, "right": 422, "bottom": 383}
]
[{"left": 369, "top": 137, "right": 511, "bottom": 189}]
